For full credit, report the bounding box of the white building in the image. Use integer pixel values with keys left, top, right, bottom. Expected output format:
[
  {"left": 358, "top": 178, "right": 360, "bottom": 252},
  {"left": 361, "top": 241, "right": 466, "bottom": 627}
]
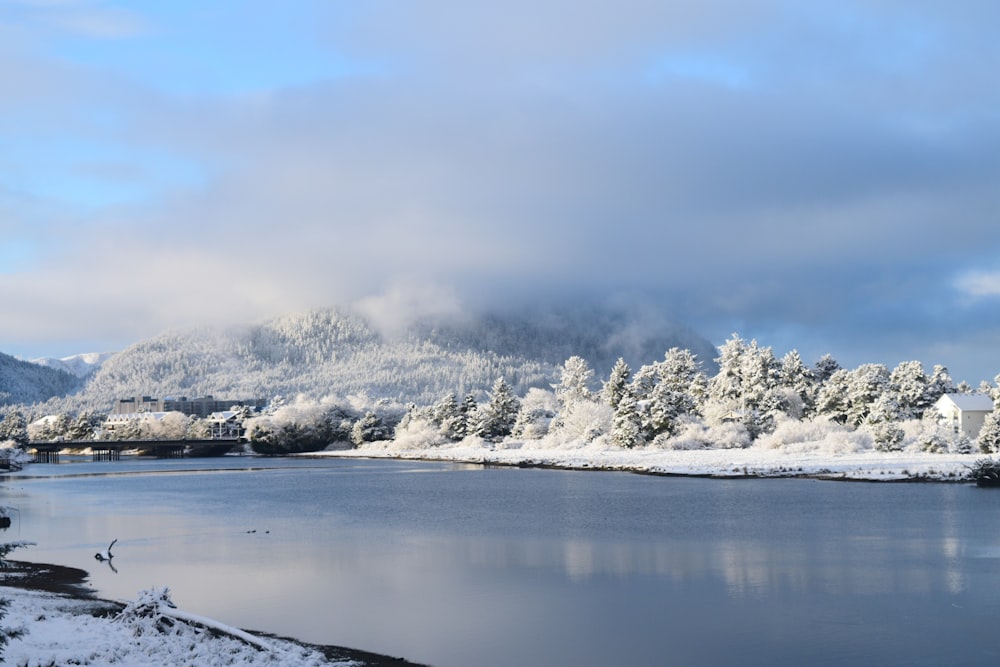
[
  {"left": 934, "top": 393, "right": 995, "bottom": 440},
  {"left": 205, "top": 410, "right": 245, "bottom": 439}
]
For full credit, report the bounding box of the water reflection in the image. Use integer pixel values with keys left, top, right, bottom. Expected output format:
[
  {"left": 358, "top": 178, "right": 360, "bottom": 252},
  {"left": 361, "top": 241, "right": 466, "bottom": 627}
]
[{"left": 7, "top": 460, "right": 1000, "bottom": 667}]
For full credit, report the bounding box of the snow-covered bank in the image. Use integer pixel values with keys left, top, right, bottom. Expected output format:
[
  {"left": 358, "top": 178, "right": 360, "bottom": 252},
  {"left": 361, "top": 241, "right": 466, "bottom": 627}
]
[
  {"left": 312, "top": 439, "right": 984, "bottom": 482},
  {"left": 0, "top": 561, "right": 420, "bottom": 667},
  {"left": 0, "top": 583, "right": 360, "bottom": 667}
]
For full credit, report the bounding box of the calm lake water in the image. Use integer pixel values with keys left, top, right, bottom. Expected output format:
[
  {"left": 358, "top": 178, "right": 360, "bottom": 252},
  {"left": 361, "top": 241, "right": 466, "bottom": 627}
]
[{"left": 4, "top": 456, "right": 1000, "bottom": 666}]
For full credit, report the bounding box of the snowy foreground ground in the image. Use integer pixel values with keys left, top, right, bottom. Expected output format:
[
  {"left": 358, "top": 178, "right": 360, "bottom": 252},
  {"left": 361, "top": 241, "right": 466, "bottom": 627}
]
[
  {"left": 314, "top": 437, "right": 986, "bottom": 482},
  {"left": 0, "top": 583, "right": 363, "bottom": 667}
]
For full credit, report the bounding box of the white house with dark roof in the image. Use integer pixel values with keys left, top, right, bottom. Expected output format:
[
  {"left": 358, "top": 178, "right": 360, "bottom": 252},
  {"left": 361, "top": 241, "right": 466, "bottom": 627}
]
[
  {"left": 934, "top": 393, "right": 995, "bottom": 440},
  {"left": 205, "top": 410, "right": 245, "bottom": 439}
]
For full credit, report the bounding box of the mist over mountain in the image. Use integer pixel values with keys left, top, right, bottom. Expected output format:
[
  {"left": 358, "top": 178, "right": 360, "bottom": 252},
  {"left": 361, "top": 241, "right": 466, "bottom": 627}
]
[
  {"left": 0, "top": 352, "right": 82, "bottom": 407},
  {"left": 16, "top": 305, "right": 718, "bottom": 414},
  {"left": 408, "top": 303, "right": 718, "bottom": 378}
]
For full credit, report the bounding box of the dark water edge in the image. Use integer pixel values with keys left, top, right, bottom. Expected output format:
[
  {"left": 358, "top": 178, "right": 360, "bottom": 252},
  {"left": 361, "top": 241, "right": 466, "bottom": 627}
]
[{"left": 0, "top": 560, "right": 428, "bottom": 667}]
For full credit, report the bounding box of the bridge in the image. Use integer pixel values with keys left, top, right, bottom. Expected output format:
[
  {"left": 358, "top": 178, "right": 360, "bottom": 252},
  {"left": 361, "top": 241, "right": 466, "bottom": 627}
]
[{"left": 28, "top": 438, "right": 242, "bottom": 463}]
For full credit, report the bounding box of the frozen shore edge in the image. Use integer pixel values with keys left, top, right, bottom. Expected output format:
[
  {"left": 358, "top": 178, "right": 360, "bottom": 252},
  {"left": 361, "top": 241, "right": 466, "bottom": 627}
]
[
  {"left": 0, "top": 559, "right": 427, "bottom": 666},
  {"left": 306, "top": 443, "right": 988, "bottom": 484}
]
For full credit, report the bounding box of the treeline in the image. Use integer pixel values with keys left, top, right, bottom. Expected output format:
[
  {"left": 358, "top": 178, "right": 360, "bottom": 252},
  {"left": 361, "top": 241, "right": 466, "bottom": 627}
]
[
  {"left": 6, "top": 334, "right": 1000, "bottom": 457},
  {"left": 212, "top": 334, "right": 1000, "bottom": 455},
  {"left": 0, "top": 409, "right": 240, "bottom": 444},
  {"left": 389, "top": 334, "right": 990, "bottom": 454}
]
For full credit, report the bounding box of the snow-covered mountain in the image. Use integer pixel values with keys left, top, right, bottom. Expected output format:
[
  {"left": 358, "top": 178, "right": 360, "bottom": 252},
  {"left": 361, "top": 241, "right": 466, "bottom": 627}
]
[
  {"left": 0, "top": 352, "right": 82, "bottom": 407},
  {"left": 31, "top": 352, "right": 115, "bottom": 378},
  {"left": 19, "top": 305, "right": 718, "bottom": 414}
]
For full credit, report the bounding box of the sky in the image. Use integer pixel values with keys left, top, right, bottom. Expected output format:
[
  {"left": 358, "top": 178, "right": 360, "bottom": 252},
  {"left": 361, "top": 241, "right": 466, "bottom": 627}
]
[{"left": 1, "top": 0, "right": 999, "bottom": 384}]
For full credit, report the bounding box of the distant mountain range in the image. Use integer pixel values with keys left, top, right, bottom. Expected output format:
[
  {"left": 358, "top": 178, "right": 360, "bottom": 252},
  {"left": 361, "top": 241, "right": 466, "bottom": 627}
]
[
  {"left": 31, "top": 352, "right": 116, "bottom": 378},
  {"left": 3, "top": 305, "right": 718, "bottom": 414}
]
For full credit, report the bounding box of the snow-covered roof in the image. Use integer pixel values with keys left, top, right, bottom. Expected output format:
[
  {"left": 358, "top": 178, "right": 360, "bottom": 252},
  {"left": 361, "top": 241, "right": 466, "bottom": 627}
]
[
  {"left": 935, "top": 393, "right": 995, "bottom": 412},
  {"left": 105, "top": 411, "right": 172, "bottom": 422}
]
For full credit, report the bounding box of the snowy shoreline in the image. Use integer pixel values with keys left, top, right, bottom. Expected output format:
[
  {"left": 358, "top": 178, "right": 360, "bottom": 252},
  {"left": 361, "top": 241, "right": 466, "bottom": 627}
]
[
  {"left": 307, "top": 440, "right": 986, "bottom": 483},
  {"left": 0, "top": 560, "right": 424, "bottom": 666}
]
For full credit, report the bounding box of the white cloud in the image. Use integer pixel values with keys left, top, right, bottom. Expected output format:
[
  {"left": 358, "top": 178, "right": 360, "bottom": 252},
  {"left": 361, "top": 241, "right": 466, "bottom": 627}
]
[
  {"left": 3, "top": 0, "right": 1000, "bottom": 384},
  {"left": 955, "top": 270, "right": 1000, "bottom": 298},
  {"left": 353, "top": 283, "right": 464, "bottom": 338}
]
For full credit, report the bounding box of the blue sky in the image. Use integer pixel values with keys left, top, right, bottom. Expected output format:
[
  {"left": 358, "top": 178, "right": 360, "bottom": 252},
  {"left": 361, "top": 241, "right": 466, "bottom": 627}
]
[{"left": 2, "top": 0, "right": 1000, "bottom": 384}]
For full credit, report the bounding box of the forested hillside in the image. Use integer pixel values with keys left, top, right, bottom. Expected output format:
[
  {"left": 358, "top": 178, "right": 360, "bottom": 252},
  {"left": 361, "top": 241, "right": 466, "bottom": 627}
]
[
  {"left": 0, "top": 352, "right": 81, "bottom": 407},
  {"left": 24, "top": 305, "right": 714, "bottom": 414}
]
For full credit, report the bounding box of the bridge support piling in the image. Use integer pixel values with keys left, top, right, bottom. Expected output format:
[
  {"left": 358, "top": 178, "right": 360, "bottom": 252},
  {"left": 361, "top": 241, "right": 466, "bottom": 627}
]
[
  {"left": 33, "top": 449, "right": 59, "bottom": 463},
  {"left": 92, "top": 448, "right": 120, "bottom": 462}
]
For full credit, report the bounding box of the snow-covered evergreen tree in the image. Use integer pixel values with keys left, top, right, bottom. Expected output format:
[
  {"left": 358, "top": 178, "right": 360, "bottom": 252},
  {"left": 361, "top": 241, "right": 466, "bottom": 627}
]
[
  {"left": 65, "top": 412, "right": 101, "bottom": 441},
  {"left": 0, "top": 412, "right": 28, "bottom": 447},
  {"left": 977, "top": 407, "right": 1000, "bottom": 454},
  {"left": 815, "top": 368, "right": 851, "bottom": 423},
  {"left": 611, "top": 386, "right": 643, "bottom": 449},
  {"left": 889, "top": 360, "right": 934, "bottom": 420},
  {"left": 706, "top": 335, "right": 783, "bottom": 439},
  {"left": 928, "top": 365, "right": 956, "bottom": 398},
  {"left": 708, "top": 334, "right": 748, "bottom": 406},
  {"left": 867, "top": 419, "right": 904, "bottom": 451},
  {"left": 780, "top": 350, "right": 816, "bottom": 416},
  {"left": 554, "top": 356, "right": 595, "bottom": 411},
  {"left": 472, "top": 378, "right": 521, "bottom": 442},
  {"left": 845, "top": 364, "right": 892, "bottom": 426},
  {"left": 983, "top": 375, "right": 1000, "bottom": 403},
  {"left": 460, "top": 393, "right": 478, "bottom": 431},
  {"left": 863, "top": 394, "right": 904, "bottom": 451},
  {"left": 813, "top": 354, "right": 841, "bottom": 385},
  {"left": 351, "top": 411, "right": 392, "bottom": 445},
  {"left": 633, "top": 348, "right": 707, "bottom": 440},
  {"left": 603, "top": 358, "right": 631, "bottom": 411},
  {"left": 431, "top": 392, "right": 467, "bottom": 441}
]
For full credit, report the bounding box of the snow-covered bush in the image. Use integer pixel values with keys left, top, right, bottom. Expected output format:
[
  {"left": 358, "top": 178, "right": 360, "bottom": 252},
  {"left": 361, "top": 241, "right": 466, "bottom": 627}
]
[
  {"left": 141, "top": 411, "right": 189, "bottom": 440},
  {"left": 659, "top": 419, "right": 750, "bottom": 450},
  {"left": 543, "top": 400, "right": 612, "bottom": 448},
  {"left": 512, "top": 388, "right": 558, "bottom": 440},
  {"left": 391, "top": 415, "right": 446, "bottom": 449},
  {"left": 245, "top": 396, "right": 362, "bottom": 454},
  {"left": 865, "top": 420, "right": 904, "bottom": 452},
  {"left": 968, "top": 457, "right": 1000, "bottom": 484},
  {"left": 900, "top": 417, "right": 970, "bottom": 454},
  {"left": 0, "top": 441, "right": 31, "bottom": 465},
  {"left": 753, "top": 417, "right": 871, "bottom": 454}
]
